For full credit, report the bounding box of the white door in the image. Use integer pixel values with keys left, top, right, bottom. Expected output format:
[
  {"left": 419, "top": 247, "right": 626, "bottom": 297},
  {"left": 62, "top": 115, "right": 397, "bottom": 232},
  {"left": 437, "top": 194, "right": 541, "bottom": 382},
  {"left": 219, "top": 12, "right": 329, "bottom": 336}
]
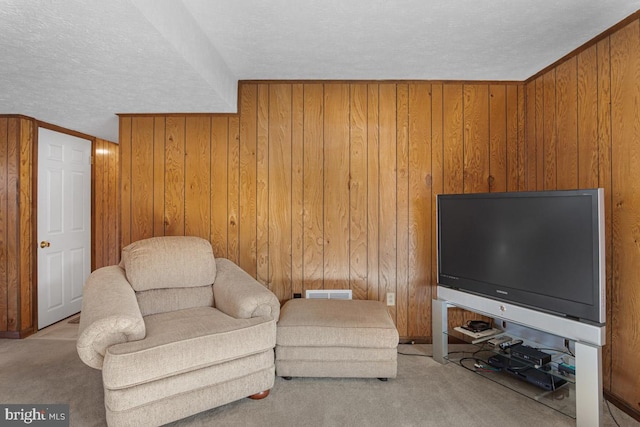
[{"left": 37, "top": 128, "right": 92, "bottom": 329}]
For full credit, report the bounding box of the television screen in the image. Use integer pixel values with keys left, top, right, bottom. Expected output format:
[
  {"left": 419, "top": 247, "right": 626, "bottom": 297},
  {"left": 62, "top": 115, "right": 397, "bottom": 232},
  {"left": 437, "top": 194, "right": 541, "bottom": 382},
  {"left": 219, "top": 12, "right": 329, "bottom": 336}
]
[{"left": 437, "top": 189, "right": 605, "bottom": 324}]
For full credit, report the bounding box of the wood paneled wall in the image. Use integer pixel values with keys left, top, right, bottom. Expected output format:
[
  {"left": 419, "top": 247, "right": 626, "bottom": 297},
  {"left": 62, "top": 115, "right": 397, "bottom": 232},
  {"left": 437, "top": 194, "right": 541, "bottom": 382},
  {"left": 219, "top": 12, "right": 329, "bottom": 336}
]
[
  {"left": 0, "top": 116, "right": 36, "bottom": 338},
  {"left": 93, "top": 138, "right": 120, "bottom": 269},
  {"left": 119, "top": 82, "right": 525, "bottom": 338},
  {"left": 524, "top": 16, "right": 640, "bottom": 417}
]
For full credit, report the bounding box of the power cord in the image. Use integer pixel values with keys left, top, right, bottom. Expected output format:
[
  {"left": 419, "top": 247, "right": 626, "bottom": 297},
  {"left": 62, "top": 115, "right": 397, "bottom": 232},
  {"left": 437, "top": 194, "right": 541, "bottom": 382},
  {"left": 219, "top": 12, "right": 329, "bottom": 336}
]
[
  {"left": 459, "top": 357, "right": 500, "bottom": 372},
  {"left": 532, "top": 347, "right": 573, "bottom": 356},
  {"left": 605, "top": 399, "right": 621, "bottom": 427},
  {"left": 397, "top": 343, "right": 432, "bottom": 358}
]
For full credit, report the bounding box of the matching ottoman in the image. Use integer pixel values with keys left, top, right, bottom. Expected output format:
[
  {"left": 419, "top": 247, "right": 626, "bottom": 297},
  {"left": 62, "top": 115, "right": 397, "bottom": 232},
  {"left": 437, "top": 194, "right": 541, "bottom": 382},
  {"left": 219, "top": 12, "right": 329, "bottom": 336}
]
[{"left": 275, "top": 299, "right": 399, "bottom": 379}]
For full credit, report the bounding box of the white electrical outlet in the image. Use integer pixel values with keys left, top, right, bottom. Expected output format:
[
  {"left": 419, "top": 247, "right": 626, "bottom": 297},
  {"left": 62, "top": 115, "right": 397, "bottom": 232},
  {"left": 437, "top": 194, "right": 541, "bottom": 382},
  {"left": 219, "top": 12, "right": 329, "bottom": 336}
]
[{"left": 386, "top": 292, "right": 396, "bottom": 306}]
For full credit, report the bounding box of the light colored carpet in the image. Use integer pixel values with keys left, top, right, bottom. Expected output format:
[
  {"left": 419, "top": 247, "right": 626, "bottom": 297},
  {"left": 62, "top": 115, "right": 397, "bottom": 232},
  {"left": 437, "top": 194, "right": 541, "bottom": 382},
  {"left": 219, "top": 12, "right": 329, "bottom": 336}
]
[{"left": 0, "top": 325, "right": 637, "bottom": 427}]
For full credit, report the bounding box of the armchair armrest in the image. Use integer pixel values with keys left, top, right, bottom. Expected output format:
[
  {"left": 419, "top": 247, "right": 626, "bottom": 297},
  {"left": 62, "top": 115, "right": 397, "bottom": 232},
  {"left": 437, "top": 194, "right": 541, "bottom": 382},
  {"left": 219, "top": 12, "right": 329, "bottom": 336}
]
[
  {"left": 213, "top": 258, "right": 280, "bottom": 321},
  {"left": 76, "top": 266, "right": 145, "bottom": 370}
]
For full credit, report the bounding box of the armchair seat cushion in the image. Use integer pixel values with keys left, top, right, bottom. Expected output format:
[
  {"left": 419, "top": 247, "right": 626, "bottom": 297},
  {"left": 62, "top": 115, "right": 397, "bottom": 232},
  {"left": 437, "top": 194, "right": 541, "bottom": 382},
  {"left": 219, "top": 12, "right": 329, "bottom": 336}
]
[{"left": 103, "top": 307, "right": 276, "bottom": 390}]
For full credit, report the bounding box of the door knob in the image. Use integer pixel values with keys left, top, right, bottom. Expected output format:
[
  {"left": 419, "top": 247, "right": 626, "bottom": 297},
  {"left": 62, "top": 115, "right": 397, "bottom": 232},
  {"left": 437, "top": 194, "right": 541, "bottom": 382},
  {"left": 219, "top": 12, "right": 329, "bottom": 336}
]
[{"left": 40, "top": 241, "right": 51, "bottom": 248}]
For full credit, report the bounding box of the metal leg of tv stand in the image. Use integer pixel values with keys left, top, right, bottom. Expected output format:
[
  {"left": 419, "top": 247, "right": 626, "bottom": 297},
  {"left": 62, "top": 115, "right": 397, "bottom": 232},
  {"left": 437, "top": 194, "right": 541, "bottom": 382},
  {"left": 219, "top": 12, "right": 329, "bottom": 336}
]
[
  {"left": 432, "top": 298, "right": 449, "bottom": 364},
  {"left": 575, "top": 341, "right": 603, "bottom": 427}
]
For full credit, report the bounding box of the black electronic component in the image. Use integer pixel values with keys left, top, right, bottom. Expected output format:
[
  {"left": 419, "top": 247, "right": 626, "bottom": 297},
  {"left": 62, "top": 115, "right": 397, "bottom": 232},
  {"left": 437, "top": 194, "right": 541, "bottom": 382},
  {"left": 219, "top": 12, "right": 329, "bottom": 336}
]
[
  {"left": 558, "top": 362, "right": 576, "bottom": 376},
  {"left": 509, "top": 344, "right": 551, "bottom": 366},
  {"left": 499, "top": 339, "right": 523, "bottom": 350},
  {"left": 487, "top": 335, "right": 512, "bottom": 347},
  {"left": 487, "top": 354, "right": 566, "bottom": 391},
  {"left": 461, "top": 320, "right": 491, "bottom": 333}
]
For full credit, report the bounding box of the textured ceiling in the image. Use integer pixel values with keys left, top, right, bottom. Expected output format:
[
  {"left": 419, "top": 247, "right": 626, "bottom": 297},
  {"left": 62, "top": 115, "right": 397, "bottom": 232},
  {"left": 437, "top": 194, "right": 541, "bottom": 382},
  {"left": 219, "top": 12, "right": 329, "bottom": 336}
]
[{"left": 1, "top": 0, "right": 639, "bottom": 142}]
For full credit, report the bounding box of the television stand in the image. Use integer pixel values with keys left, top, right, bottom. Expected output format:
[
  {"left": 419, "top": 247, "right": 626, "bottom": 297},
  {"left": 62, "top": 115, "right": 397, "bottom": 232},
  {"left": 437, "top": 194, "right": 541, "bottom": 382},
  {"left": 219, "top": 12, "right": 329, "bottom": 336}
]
[{"left": 433, "top": 286, "right": 605, "bottom": 427}]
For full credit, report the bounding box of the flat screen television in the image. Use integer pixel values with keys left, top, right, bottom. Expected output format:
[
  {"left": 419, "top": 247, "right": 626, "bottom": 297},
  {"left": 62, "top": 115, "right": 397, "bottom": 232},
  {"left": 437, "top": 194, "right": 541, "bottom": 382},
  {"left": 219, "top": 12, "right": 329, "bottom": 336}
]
[{"left": 437, "top": 189, "right": 605, "bottom": 325}]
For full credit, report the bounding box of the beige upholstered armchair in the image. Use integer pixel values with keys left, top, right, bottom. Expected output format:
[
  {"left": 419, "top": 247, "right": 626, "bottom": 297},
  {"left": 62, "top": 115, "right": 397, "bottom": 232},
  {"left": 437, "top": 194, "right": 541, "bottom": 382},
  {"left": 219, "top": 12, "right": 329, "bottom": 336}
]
[{"left": 76, "top": 236, "right": 280, "bottom": 427}]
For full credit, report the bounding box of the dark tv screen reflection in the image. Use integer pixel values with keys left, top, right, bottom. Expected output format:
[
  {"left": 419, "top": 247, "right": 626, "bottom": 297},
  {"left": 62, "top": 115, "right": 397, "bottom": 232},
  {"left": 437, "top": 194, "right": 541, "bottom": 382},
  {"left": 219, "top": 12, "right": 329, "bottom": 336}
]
[{"left": 437, "top": 189, "right": 604, "bottom": 324}]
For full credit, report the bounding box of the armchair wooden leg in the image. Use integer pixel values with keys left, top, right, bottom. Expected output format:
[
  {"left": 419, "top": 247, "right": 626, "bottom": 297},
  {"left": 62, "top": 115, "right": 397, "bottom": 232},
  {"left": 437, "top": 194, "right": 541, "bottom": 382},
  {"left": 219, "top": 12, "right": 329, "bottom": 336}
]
[{"left": 248, "top": 390, "right": 270, "bottom": 400}]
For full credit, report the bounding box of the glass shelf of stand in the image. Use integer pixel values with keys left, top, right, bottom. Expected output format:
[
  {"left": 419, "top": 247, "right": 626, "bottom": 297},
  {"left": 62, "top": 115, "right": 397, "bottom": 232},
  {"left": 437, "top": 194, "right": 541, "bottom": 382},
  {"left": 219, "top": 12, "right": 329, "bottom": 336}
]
[{"left": 443, "top": 330, "right": 577, "bottom": 419}]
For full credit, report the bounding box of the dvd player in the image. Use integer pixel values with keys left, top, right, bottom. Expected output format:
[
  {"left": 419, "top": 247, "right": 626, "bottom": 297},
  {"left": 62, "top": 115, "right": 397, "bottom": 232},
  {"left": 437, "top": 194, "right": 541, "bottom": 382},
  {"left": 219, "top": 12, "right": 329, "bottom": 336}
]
[
  {"left": 509, "top": 344, "right": 551, "bottom": 366},
  {"left": 487, "top": 354, "right": 566, "bottom": 391}
]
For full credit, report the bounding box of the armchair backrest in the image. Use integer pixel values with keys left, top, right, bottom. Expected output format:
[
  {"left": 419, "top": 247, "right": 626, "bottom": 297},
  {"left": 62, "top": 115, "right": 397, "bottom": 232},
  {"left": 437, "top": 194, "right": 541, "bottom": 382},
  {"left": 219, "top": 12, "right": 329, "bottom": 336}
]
[{"left": 120, "top": 236, "right": 217, "bottom": 316}]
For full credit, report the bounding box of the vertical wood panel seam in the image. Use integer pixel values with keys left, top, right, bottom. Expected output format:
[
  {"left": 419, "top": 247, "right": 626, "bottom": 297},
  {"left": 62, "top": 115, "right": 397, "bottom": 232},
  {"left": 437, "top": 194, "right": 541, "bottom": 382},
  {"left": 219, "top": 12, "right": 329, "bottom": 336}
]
[
  {"left": 267, "top": 90, "right": 271, "bottom": 286},
  {"left": 8, "top": 119, "right": 16, "bottom": 331},
  {"left": 554, "top": 69, "right": 558, "bottom": 189},
  {"left": 252, "top": 92, "right": 260, "bottom": 279},
  {"left": 347, "top": 83, "right": 353, "bottom": 289},
  {"left": 575, "top": 56, "right": 580, "bottom": 187},
  {"left": 152, "top": 119, "right": 155, "bottom": 238},
  {"left": 514, "top": 88, "right": 518, "bottom": 189},
  {"left": 3, "top": 122, "right": 6, "bottom": 325},
  {"left": 162, "top": 118, "right": 167, "bottom": 235},
  {"left": 404, "top": 85, "right": 408, "bottom": 308},
  {"left": 462, "top": 84, "right": 466, "bottom": 193},
  {"left": 2, "top": 121, "right": 7, "bottom": 327},
  {"left": 519, "top": 86, "right": 523, "bottom": 190},
  {"left": 162, "top": 117, "right": 167, "bottom": 236},
  {"left": 4, "top": 121, "right": 7, "bottom": 325},
  {"left": 520, "top": 86, "right": 523, "bottom": 189},
  {"left": 541, "top": 79, "right": 545, "bottom": 190},
  {"left": 209, "top": 116, "right": 213, "bottom": 249},
  {"left": 301, "top": 85, "right": 305, "bottom": 290},
  {"left": 106, "top": 140, "right": 110, "bottom": 262},
  {"left": 98, "top": 139, "right": 103, "bottom": 264},
  {"left": 365, "top": 86, "right": 369, "bottom": 298},
  {"left": 100, "top": 140, "right": 104, "bottom": 260},
  {"left": 504, "top": 85, "right": 508, "bottom": 189},
  {"left": 322, "top": 84, "right": 325, "bottom": 289},
  {"left": 531, "top": 84, "right": 535, "bottom": 189},
  {"left": 515, "top": 87, "right": 519, "bottom": 190},
  {"left": 226, "top": 118, "right": 230, "bottom": 255},
  {"left": 397, "top": 84, "right": 401, "bottom": 309},
  {"left": 377, "top": 85, "right": 381, "bottom": 299},
  {"left": 525, "top": 85, "right": 529, "bottom": 189},
  {"left": 536, "top": 80, "right": 539, "bottom": 190},
  {"left": 487, "top": 84, "right": 491, "bottom": 191},
  {"left": 606, "top": 31, "right": 614, "bottom": 387},
  {"left": 404, "top": 85, "right": 409, "bottom": 305},
  {"left": 236, "top": 113, "right": 241, "bottom": 262},
  {"left": 128, "top": 121, "right": 133, "bottom": 247},
  {"left": 15, "top": 121, "right": 21, "bottom": 329},
  {"left": 183, "top": 120, "right": 187, "bottom": 236},
  {"left": 395, "top": 85, "right": 398, "bottom": 302},
  {"left": 291, "top": 84, "right": 294, "bottom": 296}
]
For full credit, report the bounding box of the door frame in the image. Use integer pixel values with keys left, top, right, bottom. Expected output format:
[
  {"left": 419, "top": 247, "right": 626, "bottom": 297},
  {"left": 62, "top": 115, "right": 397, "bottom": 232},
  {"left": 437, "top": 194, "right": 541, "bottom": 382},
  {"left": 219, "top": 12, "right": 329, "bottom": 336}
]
[{"left": 32, "top": 120, "right": 96, "bottom": 333}]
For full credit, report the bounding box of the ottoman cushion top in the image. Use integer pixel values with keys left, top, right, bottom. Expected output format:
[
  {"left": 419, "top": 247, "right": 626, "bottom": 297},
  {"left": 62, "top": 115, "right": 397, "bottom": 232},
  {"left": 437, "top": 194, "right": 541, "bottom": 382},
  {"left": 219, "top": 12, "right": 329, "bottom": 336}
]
[{"left": 277, "top": 299, "right": 399, "bottom": 348}]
